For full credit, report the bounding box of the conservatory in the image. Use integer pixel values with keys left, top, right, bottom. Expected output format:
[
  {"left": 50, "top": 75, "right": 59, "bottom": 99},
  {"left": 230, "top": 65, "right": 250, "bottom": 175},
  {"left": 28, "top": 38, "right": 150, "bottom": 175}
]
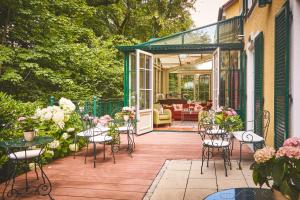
[{"left": 118, "top": 16, "right": 246, "bottom": 135}]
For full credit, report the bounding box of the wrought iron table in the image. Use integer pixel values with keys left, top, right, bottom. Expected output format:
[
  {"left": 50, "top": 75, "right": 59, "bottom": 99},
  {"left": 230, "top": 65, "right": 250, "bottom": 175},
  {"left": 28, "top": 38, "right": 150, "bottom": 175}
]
[
  {"left": 0, "top": 136, "right": 54, "bottom": 200},
  {"left": 204, "top": 188, "right": 272, "bottom": 200}
]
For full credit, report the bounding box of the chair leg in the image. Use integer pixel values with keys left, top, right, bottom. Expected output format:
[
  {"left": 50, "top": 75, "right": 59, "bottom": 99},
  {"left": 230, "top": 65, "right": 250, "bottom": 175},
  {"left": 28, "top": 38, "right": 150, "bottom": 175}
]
[
  {"left": 227, "top": 147, "right": 232, "bottom": 170},
  {"left": 93, "top": 142, "right": 96, "bottom": 168},
  {"left": 201, "top": 147, "right": 205, "bottom": 174},
  {"left": 223, "top": 148, "right": 228, "bottom": 177},
  {"left": 206, "top": 147, "right": 210, "bottom": 167},
  {"left": 239, "top": 143, "right": 243, "bottom": 170},
  {"left": 34, "top": 162, "right": 39, "bottom": 180},
  {"left": 73, "top": 136, "right": 77, "bottom": 159},
  {"left": 111, "top": 144, "right": 116, "bottom": 164},
  {"left": 84, "top": 142, "right": 89, "bottom": 164},
  {"left": 231, "top": 137, "right": 234, "bottom": 156},
  {"left": 103, "top": 142, "right": 106, "bottom": 160}
]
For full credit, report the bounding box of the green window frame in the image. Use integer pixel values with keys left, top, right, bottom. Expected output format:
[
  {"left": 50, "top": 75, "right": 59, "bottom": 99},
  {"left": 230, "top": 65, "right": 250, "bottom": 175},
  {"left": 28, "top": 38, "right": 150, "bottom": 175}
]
[{"left": 274, "top": 3, "right": 290, "bottom": 149}]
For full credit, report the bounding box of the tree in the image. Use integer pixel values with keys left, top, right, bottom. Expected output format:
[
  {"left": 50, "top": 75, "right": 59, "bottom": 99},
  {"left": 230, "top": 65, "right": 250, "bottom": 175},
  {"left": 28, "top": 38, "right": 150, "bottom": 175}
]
[{"left": 0, "top": 0, "right": 195, "bottom": 102}]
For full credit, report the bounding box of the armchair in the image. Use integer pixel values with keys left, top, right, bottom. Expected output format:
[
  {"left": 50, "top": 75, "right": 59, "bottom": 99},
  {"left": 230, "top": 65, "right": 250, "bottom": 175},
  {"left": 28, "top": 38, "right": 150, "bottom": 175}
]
[{"left": 153, "top": 104, "right": 172, "bottom": 127}]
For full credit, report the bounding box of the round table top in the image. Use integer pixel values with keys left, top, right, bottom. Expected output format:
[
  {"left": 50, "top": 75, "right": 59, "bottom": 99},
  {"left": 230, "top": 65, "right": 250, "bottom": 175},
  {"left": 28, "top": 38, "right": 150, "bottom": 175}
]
[
  {"left": 204, "top": 188, "right": 272, "bottom": 200},
  {"left": 0, "top": 136, "right": 54, "bottom": 148}
]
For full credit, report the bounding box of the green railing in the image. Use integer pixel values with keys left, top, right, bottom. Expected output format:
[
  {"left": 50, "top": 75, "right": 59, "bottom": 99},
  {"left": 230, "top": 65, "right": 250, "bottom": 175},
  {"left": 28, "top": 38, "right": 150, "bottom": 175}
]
[{"left": 49, "top": 96, "right": 124, "bottom": 117}]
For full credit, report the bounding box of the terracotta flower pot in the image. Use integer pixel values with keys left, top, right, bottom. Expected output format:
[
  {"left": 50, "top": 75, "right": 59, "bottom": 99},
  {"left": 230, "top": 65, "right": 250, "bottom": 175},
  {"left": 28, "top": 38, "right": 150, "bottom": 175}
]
[
  {"left": 24, "top": 131, "right": 35, "bottom": 142},
  {"left": 273, "top": 188, "right": 300, "bottom": 200}
]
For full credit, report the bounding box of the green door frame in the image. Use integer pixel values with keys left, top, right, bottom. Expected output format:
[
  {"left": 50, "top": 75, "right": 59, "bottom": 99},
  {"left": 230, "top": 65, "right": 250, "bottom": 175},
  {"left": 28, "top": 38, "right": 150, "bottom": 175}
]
[
  {"left": 124, "top": 53, "right": 129, "bottom": 106},
  {"left": 254, "top": 32, "right": 264, "bottom": 135}
]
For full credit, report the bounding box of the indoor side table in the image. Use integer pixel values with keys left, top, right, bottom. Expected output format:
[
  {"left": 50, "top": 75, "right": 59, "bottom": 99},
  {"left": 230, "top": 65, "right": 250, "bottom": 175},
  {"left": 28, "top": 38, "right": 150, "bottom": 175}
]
[
  {"left": 204, "top": 187, "right": 272, "bottom": 200},
  {"left": 0, "top": 136, "right": 54, "bottom": 200}
]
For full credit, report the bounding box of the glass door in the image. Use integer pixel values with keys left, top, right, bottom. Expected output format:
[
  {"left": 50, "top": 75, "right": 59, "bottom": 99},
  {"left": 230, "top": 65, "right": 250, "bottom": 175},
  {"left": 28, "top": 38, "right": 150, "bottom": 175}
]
[
  {"left": 135, "top": 49, "right": 153, "bottom": 135},
  {"left": 212, "top": 48, "right": 220, "bottom": 110}
]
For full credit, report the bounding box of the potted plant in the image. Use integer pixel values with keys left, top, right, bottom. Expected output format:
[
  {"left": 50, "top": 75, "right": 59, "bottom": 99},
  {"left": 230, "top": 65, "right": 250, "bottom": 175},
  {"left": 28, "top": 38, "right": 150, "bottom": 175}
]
[
  {"left": 17, "top": 116, "right": 38, "bottom": 141},
  {"left": 214, "top": 107, "right": 243, "bottom": 132},
  {"left": 251, "top": 138, "right": 300, "bottom": 200},
  {"left": 121, "top": 107, "right": 135, "bottom": 122}
]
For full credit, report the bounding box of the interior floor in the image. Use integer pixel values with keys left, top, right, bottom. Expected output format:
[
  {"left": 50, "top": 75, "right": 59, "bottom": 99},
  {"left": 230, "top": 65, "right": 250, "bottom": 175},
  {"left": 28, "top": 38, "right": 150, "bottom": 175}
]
[{"left": 153, "top": 120, "right": 198, "bottom": 132}]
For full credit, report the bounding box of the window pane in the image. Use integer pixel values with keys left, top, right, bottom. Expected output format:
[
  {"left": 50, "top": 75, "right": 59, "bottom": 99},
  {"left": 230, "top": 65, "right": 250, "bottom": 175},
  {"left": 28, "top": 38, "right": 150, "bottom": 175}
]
[
  {"left": 140, "top": 68, "right": 145, "bottom": 89},
  {"left": 146, "top": 70, "right": 150, "bottom": 89},
  {"left": 146, "top": 90, "right": 150, "bottom": 109},
  {"left": 139, "top": 90, "right": 146, "bottom": 110},
  {"left": 169, "top": 73, "right": 178, "bottom": 94},
  {"left": 181, "top": 75, "right": 194, "bottom": 100}
]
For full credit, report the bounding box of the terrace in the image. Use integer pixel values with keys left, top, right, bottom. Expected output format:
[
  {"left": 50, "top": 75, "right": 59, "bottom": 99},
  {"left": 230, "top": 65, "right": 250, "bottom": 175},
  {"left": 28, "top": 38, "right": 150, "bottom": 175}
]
[{"left": 0, "top": 132, "right": 255, "bottom": 200}]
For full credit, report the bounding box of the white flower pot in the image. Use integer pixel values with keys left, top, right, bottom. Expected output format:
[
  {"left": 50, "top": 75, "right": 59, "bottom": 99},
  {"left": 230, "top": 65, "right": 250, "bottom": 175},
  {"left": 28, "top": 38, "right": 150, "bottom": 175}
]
[
  {"left": 123, "top": 115, "right": 129, "bottom": 122},
  {"left": 24, "top": 131, "right": 35, "bottom": 142}
]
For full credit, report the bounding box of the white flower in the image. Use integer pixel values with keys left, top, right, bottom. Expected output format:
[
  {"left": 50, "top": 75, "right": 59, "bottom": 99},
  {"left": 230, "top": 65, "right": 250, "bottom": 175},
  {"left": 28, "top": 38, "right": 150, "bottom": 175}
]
[
  {"left": 52, "top": 110, "right": 64, "bottom": 123},
  {"left": 43, "top": 111, "right": 53, "bottom": 121},
  {"left": 57, "top": 121, "right": 65, "bottom": 129},
  {"left": 28, "top": 163, "right": 36, "bottom": 171},
  {"left": 34, "top": 108, "right": 42, "bottom": 118},
  {"left": 67, "top": 127, "right": 75, "bottom": 133},
  {"left": 46, "top": 150, "right": 54, "bottom": 156},
  {"left": 69, "top": 143, "right": 79, "bottom": 152},
  {"left": 48, "top": 140, "right": 60, "bottom": 149},
  {"left": 59, "top": 97, "right": 76, "bottom": 114},
  {"left": 61, "top": 132, "right": 70, "bottom": 140}
]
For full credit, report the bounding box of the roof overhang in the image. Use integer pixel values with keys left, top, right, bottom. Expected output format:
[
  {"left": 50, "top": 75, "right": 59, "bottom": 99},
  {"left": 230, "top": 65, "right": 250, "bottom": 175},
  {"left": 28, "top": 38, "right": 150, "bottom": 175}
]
[{"left": 117, "top": 43, "right": 243, "bottom": 54}]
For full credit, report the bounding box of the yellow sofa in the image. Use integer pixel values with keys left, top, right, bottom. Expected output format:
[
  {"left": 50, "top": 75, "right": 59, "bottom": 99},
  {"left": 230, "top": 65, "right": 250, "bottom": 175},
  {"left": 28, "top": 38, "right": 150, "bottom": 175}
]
[{"left": 153, "top": 104, "right": 172, "bottom": 127}]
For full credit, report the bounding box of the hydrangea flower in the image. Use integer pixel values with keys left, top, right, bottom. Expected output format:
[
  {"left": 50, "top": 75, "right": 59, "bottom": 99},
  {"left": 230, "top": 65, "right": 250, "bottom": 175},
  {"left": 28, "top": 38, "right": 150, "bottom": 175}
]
[
  {"left": 28, "top": 163, "right": 36, "bottom": 171},
  {"left": 59, "top": 97, "right": 76, "bottom": 114},
  {"left": 69, "top": 143, "right": 79, "bottom": 152},
  {"left": 67, "top": 128, "right": 75, "bottom": 133},
  {"left": 48, "top": 140, "right": 60, "bottom": 149},
  {"left": 61, "top": 132, "right": 70, "bottom": 140},
  {"left": 46, "top": 150, "right": 54, "bottom": 156},
  {"left": 254, "top": 146, "right": 275, "bottom": 163}
]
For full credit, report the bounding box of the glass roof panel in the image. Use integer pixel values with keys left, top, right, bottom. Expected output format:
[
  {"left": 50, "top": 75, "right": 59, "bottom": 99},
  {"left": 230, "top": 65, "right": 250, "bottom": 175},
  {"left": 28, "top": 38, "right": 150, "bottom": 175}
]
[
  {"left": 117, "top": 16, "right": 243, "bottom": 52},
  {"left": 184, "top": 24, "right": 217, "bottom": 44},
  {"left": 148, "top": 35, "right": 182, "bottom": 45},
  {"left": 144, "top": 16, "right": 242, "bottom": 47}
]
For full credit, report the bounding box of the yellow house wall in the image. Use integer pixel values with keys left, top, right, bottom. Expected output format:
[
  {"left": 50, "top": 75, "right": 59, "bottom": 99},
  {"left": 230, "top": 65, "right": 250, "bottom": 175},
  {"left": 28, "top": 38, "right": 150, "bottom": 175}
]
[
  {"left": 243, "top": 0, "right": 287, "bottom": 146},
  {"left": 223, "top": 0, "right": 241, "bottom": 19}
]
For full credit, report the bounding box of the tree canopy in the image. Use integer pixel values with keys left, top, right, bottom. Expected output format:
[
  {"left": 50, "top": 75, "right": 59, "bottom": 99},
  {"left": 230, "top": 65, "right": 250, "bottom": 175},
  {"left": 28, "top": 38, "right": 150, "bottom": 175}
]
[{"left": 0, "top": 0, "right": 195, "bottom": 102}]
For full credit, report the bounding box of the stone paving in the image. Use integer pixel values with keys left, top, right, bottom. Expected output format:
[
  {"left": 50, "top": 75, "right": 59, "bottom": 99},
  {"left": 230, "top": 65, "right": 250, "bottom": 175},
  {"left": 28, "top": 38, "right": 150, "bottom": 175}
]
[{"left": 144, "top": 159, "right": 261, "bottom": 200}]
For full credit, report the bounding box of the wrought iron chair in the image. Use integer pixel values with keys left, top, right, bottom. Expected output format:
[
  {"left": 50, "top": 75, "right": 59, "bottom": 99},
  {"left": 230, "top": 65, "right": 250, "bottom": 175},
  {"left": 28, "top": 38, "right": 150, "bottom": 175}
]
[
  {"left": 198, "top": 121, "right": 232, "bottom": 176},
  {"left": 232, "top": 110, "right": 270, "bottom": 169},
  {"left": 114, "top": 119, "right": 136, "bottom": 155},
  {"left": 75, "top": 116, "right": 115, "bottom": 168}
]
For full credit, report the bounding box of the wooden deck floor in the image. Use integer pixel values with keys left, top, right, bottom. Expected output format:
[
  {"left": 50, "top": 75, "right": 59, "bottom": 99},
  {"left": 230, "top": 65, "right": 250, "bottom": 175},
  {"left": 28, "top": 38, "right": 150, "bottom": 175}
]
[{"left": 0, "top": 132, "right": 254, "bottom": 200}]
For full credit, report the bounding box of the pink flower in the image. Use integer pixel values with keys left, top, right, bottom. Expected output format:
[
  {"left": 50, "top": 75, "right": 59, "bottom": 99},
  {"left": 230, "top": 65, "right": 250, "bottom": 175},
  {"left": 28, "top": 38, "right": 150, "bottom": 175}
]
[
  {"left": 92, "top": 117, "right": 99, "bottom": 125},
  {"left": 231, "top": 110, "right": 237, "bottom": 115},
  {"left": 18, "top": 117, "right": 26, "bottom": 121},
  {"left": 276, "top": 146, "right": 300, "bottom": 159},
  {"left": 283, "top": 137, "right": 300, "bottom": 147},
  {"left": 254, "top": 146, "right": 275, "bottom": 163}
]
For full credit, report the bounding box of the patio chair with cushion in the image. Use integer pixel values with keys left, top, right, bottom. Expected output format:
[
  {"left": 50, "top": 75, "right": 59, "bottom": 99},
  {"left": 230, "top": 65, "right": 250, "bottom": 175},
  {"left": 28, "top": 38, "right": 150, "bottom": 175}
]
[
  {"left": 198, "top": 121, "right": 232, "bottom": 176},
  {"left": 153, "top": 103, "right": 172, "bottom": 127},
  {"left": 232, "top": 110, "right": 270, "bottom": 169}
]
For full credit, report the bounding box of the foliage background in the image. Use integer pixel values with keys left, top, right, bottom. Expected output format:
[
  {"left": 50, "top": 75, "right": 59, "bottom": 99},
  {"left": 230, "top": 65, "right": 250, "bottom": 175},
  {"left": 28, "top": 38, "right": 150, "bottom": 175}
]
[{"left": 0, "top": 0, "right": 195, "bottom": 101}]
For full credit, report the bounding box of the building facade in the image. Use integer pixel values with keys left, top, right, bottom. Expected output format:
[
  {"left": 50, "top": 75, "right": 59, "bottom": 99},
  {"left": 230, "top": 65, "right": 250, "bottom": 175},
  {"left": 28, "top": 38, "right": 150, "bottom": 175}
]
[{"left": 220, "top": 0, "right": 300, "bottom": 147}]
